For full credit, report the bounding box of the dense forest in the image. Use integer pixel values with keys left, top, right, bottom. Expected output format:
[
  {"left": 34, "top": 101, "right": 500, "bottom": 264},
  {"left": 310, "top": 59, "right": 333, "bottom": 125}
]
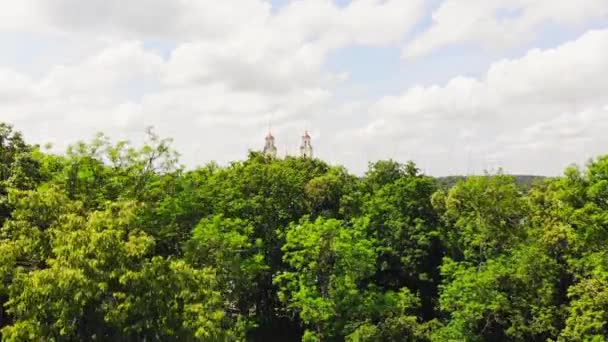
[{"left": 0, "top": 122, "right": 607, "bottom": 341}]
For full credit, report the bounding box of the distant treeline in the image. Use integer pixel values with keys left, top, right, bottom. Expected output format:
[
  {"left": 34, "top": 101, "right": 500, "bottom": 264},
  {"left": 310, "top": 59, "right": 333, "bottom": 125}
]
[
  {"left": 0, "top": 122, "right": 606, "bottom": 341},
  {"left": 436, "top": 174, "right": 547, "bottom": 191}
]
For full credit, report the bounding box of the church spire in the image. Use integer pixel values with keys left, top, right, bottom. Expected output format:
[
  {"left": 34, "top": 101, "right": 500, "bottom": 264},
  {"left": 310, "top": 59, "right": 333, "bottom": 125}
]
[
  {"left": 263, "top": 131, "right": 277, "bottom": 158},
  {"left": 299, "top": 130, "right": 313, "bottom": 158}
]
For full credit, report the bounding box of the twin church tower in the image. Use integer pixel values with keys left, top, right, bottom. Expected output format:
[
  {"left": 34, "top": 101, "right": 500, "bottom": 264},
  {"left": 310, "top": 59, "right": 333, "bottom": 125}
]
[{"left": 263, "top": 131, "right": 313, "bottom": 159}]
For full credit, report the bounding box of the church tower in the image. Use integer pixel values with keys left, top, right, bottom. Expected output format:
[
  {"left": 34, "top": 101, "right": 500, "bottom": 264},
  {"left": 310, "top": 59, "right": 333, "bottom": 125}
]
[
  {"left": 263, "top": 131, "right": 277, "bottom": 158},
  {"left": 299, "top": 131, "right": 313, "bottom": 158}
]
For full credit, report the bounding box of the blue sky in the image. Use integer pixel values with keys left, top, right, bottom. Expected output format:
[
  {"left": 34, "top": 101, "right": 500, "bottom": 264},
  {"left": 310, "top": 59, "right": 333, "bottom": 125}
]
[{"left": 0, "top": 0, "right": 607, "bottom": 175}]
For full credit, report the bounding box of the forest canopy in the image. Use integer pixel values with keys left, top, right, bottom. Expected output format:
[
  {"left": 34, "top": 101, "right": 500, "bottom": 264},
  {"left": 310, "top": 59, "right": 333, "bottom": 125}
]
[{"left": 0, "top": 122, "right": 607, "bottom": 341}]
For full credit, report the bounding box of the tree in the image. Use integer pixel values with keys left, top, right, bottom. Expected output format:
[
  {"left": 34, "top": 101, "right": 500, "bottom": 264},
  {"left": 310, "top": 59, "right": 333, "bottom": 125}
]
[
  {"left": 539, "top": 157, "right": 608, "bottom": 341},
  {"left": 275, "top": 217, "right": 425, "bottom": 341},
  {"left": 197, "top": 154, "right": 330, "bottom": 339},
  {"left": 560, "top": 275, "right": 608, "bottom": 341},
  {"left": 435, "top": 247, "right": 560, "bottom": 341},
  {"left": 2, "top": 199, "right": 235, "bottom": 341},
  {"left": 434, "top": 174, "right": 528, "bottom": 263},
  {"left": 185, "top": 215, "right": 267, "bottom": 332},
  {"left": 0, "top": 123, "right": 36, "bottom": 224},
  {"left": 359, "top": 161, "right": 441, "bottom": 320},
  {"left": 304, "top": 166, "right": 357, "bottom": 219}
]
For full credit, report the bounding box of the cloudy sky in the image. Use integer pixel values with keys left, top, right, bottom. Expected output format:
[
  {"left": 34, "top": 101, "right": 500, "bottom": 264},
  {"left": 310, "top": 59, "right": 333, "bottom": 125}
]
[{"left": 1, "top": 0, "right": 607, "bottom": 176}]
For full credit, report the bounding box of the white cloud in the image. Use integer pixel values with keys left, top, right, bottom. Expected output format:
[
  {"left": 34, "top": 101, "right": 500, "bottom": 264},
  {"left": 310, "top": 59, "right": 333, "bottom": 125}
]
[
  {"left": 38, "top": 41, "right": 164, "bottom": 98},
  {"left": 4, "top": 0, "right": 424, "bottom": 46},
  {"left": 11, "top": 0, "right": 271, "bottom": 40},
  {"left": 274, "top": 0, "right": 425, "bottom": 48},
  {"left": 162, "top": 38, "right": 328, "bottom": 93},
  {"left": 403, "top": 0, "right": 608, "bottom": 58},
  {"left": 0, "top": 1, "right": 43, "bottom": 32},
  {"left": 0, "top": 68, "right": 34, "bottom": 103},
  {"left": 344, "top": 29, "right": 608, "bottom": 175},
  {"left": 0, "top": 0, "right": 426, "bottom": 169}
]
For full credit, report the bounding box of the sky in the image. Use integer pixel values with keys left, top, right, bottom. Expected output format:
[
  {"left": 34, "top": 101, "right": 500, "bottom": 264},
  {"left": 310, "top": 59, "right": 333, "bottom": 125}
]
[{"left": 1, "top": 0, "right": 607, "bottom": 176}]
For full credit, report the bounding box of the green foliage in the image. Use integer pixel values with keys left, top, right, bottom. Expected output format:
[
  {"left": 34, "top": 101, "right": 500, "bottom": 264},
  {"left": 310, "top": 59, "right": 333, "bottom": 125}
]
[
  {"left": 435, "top": 175, "right": 546, "bottom": 192},
  {"left": 185, "top": 215, "right": 267, "bottom": 331},
  {"left": 436, "top": 247, "right": 560, "bottom": 341},
  {"left": 361, "top": 163, "right": 441, "bottom": 319},
  {"left": 1, "top": 196, "right": 238, "bottom": 341},
  {"left": 276, "top": 217, "right": 426, "bottom": 341},
  {"left": 275, "top": 217, "right": 375, "bottom": 339},
  {"left": 435, "top": 174, "right": 528, "bottom": 262},
  {"left": 559, "top": 276, "right": 608, "bottom": 341},
  {"left": 305, "top": 166, "right": 357, "bottom": 219},
  {"left": 2, "top": 121, "right": 608, "bottom": 341}
]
